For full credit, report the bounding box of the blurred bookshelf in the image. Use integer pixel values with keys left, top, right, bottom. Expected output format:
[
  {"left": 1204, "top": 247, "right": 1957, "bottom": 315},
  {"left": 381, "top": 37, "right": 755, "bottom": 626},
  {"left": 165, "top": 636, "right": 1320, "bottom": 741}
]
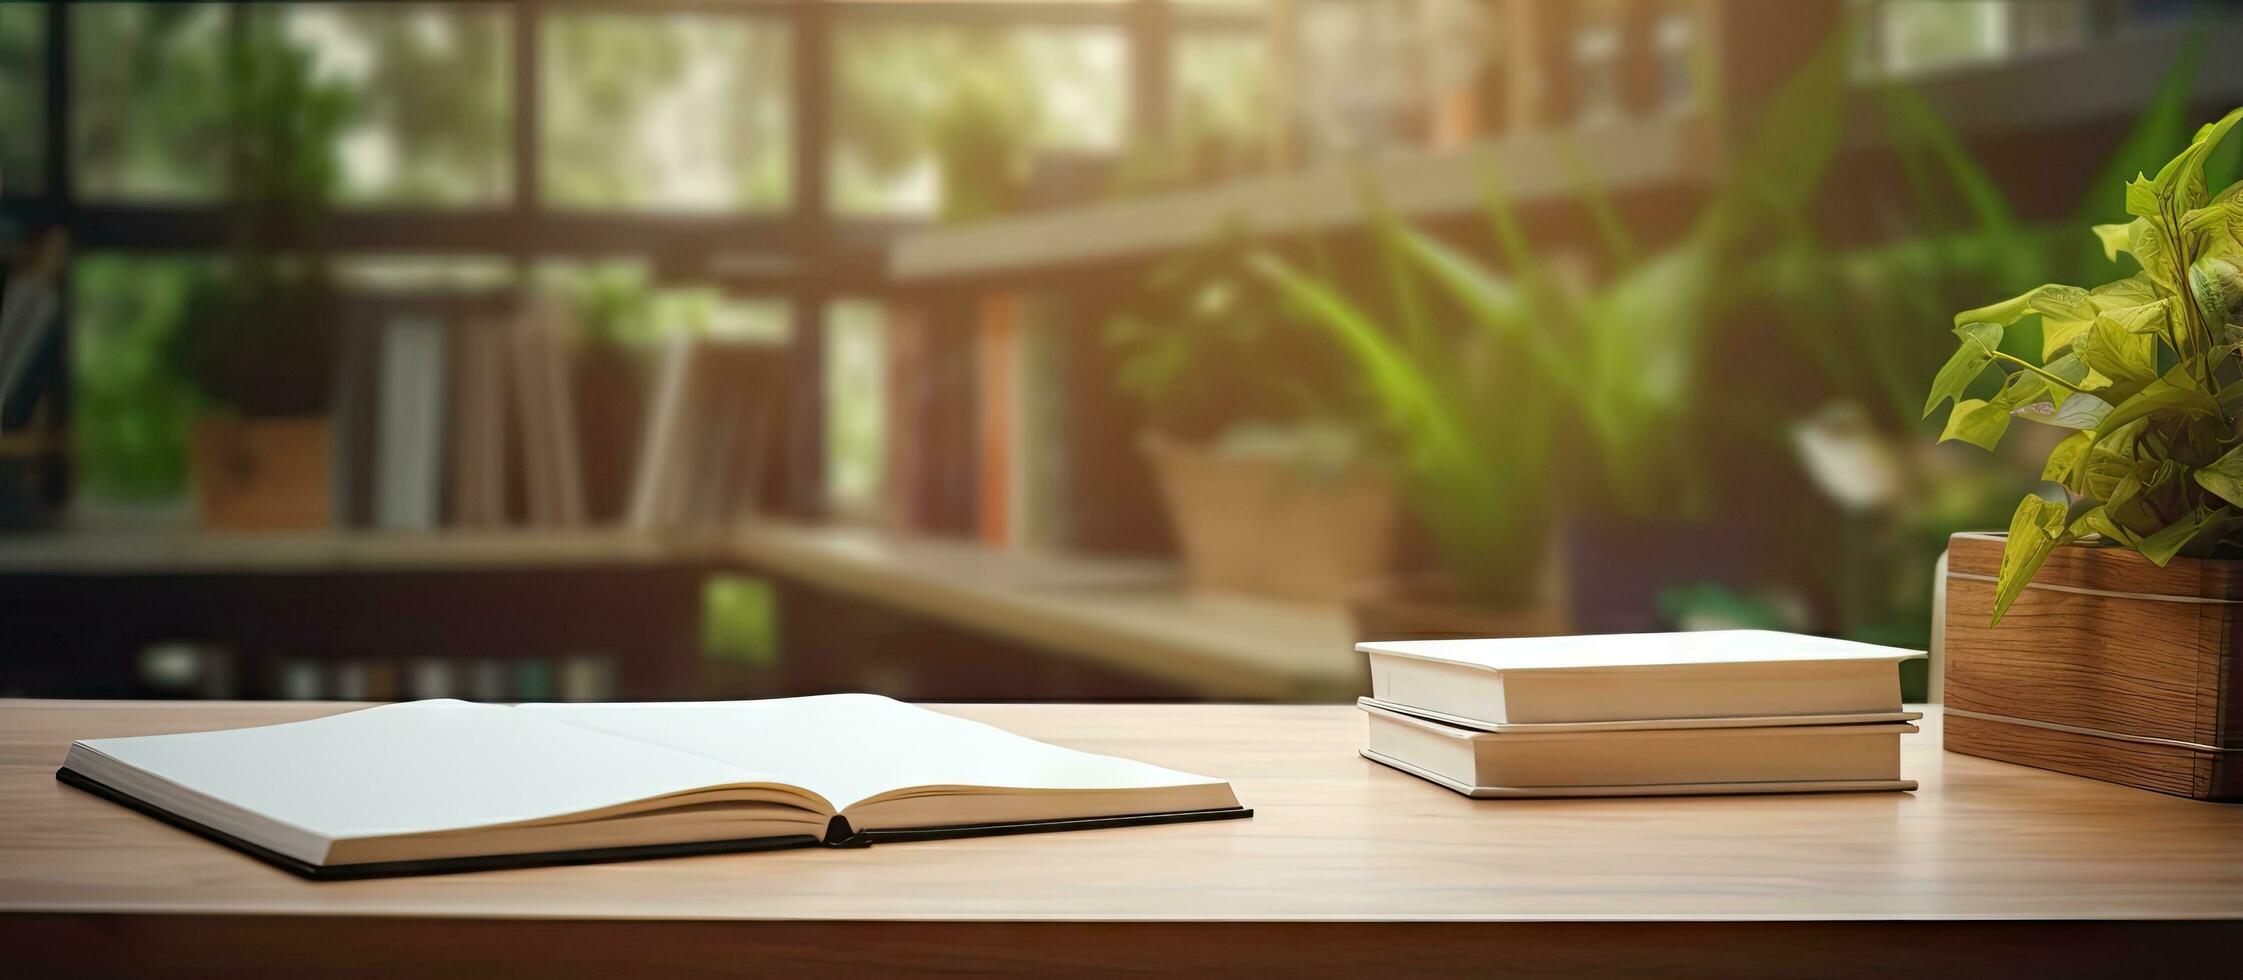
[
  {"left": 0, "top": 524, "right": 1359, "bottom": 702},
  {"left": 11, "top": 2, "right": 2243, "bottom": 709}
]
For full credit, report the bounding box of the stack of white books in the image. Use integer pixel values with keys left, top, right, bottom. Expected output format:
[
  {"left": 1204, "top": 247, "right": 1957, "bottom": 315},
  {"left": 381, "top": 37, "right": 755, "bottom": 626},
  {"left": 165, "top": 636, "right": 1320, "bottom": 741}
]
[{"left": 1357, "top": 630, "right": 1925, "bottom": 797}]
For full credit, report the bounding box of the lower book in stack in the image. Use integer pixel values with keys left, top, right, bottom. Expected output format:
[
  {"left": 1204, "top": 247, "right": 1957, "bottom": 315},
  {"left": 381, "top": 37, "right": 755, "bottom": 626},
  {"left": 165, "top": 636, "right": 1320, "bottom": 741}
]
[{"left": 1355, "top": 631, "right": 1925, "bottom": 798}]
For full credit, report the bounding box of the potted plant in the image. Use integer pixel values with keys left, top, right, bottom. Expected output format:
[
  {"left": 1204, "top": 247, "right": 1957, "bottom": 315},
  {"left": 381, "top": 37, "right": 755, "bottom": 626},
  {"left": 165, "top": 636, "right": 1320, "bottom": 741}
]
[
  {"left": 1105, "top": 229, "right": 1405, "bottom": 605},
  {"left": 174, "top": 265, "right": 342, "bottom": 530},
  {"left": 1250, "top": 207, "right": 1565, "bottom": 637},
  {"left": 1259, "top": 36, "right": 1879, "bottom": 640},
  {"left": 169, "top": 19, "right": 352, "bottom": 529},
  {"left": 1927, "top": 106, "right": 2243, "bottom": 801},
  {"left": 1744, "top": 58, "right": 2214, "bottom": 698}
]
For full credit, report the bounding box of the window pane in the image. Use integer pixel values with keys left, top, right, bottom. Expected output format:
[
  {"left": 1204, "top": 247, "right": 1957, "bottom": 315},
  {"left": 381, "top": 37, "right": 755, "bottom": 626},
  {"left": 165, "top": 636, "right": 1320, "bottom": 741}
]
[
  {"left": 540, "top": 13, "right": 792, "bottom": 211},
  {"left": 832, "top": 25, "right": 1127, "bottom": 217},
  {"left": 0, "top": 3, "right": 42, "bottom": 196},
  {"left": 1878, "top": 1, "right": 2011, "bottom": 76},
  {"left": 72, "top": 3, "right": 232, "bottom": 201},
  {"left": 1172, "top": 32, "right": 1274, "bottom": 180},
  {"left": 269, "top": 3, "right": 514, "bottom": 207}
]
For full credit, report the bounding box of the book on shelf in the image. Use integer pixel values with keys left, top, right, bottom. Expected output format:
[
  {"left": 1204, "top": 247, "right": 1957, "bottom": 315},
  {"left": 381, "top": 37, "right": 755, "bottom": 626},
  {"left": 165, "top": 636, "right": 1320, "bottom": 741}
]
[
  {"left": 975, "top": 290, "right": 1017, "bottom": 547},
  {"left": 337, "top": 293, "right": 569, "bottom": 532},
  {"left": 0, "top": 246, "right": 62, "bottom": 430},
  {"left": 446, "top": 318, "right": 509, "bottom": 529},
  {"left": 1357, "top": 630, "right": 1927, "bottom": 799},
  {"left": 57, "top": 694, "right": 1249, "bottom": 880},
  {"left": 879, "top": 298, "right": 980, "bottom": 536},
  {"left": 509, "top": 304, "right": 587, "bottom": 528},
  {"left": 625, "top": 336, "right": 786, "bottom": 531},
  {"left": 372, "top": 313, "right": 449, "bottom": 532}
]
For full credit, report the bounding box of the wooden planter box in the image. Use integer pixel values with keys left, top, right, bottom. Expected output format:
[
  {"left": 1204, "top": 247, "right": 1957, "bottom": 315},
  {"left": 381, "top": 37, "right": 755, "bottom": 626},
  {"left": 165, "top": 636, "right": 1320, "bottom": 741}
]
[
  {"left": 1943, "top": 532, "right": 2242, "bottom": 801},
  {"left": 1144, "top": 434, "right": 1401, "bottom": 605},
  {"left": 193, "top": 416, "right": 333, "bottom": 530}
]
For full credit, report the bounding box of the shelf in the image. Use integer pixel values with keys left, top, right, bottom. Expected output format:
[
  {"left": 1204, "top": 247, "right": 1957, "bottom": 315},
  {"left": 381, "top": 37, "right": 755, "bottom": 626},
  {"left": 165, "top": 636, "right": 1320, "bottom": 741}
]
[
  {"left": 0, "top": 524, "right": 1362, "bottom": 699},
  {"left": 724, "top": 525, "right": 1360, "bottom": 700},
  {"left": 887, "top": 117, "right": 1722, "bottom": 284},
  {"left": 0, "top": 528, "right": 722, "bottom": 574}
]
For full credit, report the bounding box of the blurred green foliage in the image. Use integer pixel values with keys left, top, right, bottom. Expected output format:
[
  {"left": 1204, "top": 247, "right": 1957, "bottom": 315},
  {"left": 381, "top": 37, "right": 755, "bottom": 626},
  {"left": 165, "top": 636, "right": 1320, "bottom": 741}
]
[
  {"left": 72, "top": 256, "right": 205, "bottom": 503},
  {"left": 1105, "top": 226, "right": 1369, "bottom": 443},
  {"left": 272, "top": 3, "right": 512, "bottom": 206},
  {"left": 703, "top": 575, "right": 780, "bottom": 668},
  {"left": 71, "top": 3, "right": 233, "bottom": 200},
  {"left": 542, "top": 12, "right": 790, "bottom": 210},
  {"left": 832, "top": 24, "right": 1124, "bottom": 215}
]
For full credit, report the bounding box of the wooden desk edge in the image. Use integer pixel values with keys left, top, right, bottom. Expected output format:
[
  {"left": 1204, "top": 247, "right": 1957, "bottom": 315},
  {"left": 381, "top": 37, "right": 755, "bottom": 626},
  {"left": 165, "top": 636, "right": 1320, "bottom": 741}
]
[{"left": 3, "top": 913, "right": 2238, "bottom": 977}]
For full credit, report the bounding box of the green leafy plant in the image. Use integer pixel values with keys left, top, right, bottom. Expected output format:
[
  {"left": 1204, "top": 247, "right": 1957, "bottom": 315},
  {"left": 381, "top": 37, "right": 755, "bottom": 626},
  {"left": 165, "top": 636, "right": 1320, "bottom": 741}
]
[
  {"left": 1104, "top": 226, "right": 1367, "bottom": 445},
  {"left": 1738, "top": 38, "right": 2211, "bottom": 647},
  {"left": 163, "top": 17, "right": 354, "bottom": 417},
  {"left": 1928, "top": 106, "right": 2243, "bottom": 623}
]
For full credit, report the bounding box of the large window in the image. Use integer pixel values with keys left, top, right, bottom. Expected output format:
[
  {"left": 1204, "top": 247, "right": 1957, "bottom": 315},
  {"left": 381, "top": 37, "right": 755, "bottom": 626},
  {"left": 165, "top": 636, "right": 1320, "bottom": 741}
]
[
  {"left": 1171, "top": 32, "right": 1274, "bottom": 179},
  {"left": 23, "top": 0, "right": 1286, "bottom": 514},
  {"left": 541, "top": 11, "right": 792, "bottom": 212},
  {"left": 0, "top": 3, "right": 42, "bottom": 196},
  {"left": 831, "top": 23, "right": 1128, "bottom": 216}
]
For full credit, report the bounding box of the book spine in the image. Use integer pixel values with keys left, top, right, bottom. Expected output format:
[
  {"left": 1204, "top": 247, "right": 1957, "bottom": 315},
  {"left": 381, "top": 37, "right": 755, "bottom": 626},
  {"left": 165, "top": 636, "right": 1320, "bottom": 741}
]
[{"left": 975, "top": 291, "right": 1017, "bottom": 547}]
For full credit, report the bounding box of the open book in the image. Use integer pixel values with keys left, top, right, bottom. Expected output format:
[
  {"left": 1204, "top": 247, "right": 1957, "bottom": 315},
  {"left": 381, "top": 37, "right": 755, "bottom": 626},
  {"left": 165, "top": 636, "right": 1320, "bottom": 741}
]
[{"left": 57, "top": 695, "right": 1247, "bottom": 880}]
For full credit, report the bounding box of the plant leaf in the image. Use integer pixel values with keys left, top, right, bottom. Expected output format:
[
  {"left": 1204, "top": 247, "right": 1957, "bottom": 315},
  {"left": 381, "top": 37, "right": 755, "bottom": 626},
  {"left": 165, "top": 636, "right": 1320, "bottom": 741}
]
[
  {"left": 2048, "top": 391, "right": 2113, "bottom": 429},
  {"left": 2126, "top": 175, "right": 2162, "bottom": 218},
  {"left": 2093, "top": 222, "right": 2134, "bottom": 261},
  {"left": 2131, "top": 217, "right": 2179, "bottom": 289},
  {"left": 2069, "top": 505, "right": 2135, "bottom": 546},
  {"left": 2093, "top": 367, "right": 2221, "bottom": 446},
  {"left": 2195, "top": 443, "right": 2243, "bottom": 509},
  {"left": 1923, "top": 321, "right": 2002, "bottom": 417},
  {"left": 1954, "top": 283, "right": 2086, "bottom": 328},
  {"left": 1940, "top": 398, "right": 2011, "bottom": 450},
  {"left": 2075, "top": 309, "right": 2163, "bottom": 391},
  {"left": 1992, "top": 494, "right": 2072, "bottom": 625},
  {"left": 2089, "top": 273, "right": 2162, "bottom": 311},
  {"left": 2080, "top": 417, "right": 2150, "bottom": 499},
  {"left": 2137, "top": 505, "right": 2231, "bottom": 566},
  {"left": 2158, "top": 106, "right": 2243, "bottom": 209},
  {"left": 2042, "top": 431, "right": 2093, "bottom": 484},
  {"left": 2041, "top": 319, "right": 2092, "bottom": 359}
]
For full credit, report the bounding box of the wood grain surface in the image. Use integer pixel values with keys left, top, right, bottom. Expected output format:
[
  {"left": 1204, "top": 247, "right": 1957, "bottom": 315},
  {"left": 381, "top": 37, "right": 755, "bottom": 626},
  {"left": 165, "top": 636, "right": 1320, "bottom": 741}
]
[
  {"left": 5, "top": 699, "right": 2243, "bottom": 974},
  {"left": 1945, "top": 534, "right": 2241, "bottom": 798}
]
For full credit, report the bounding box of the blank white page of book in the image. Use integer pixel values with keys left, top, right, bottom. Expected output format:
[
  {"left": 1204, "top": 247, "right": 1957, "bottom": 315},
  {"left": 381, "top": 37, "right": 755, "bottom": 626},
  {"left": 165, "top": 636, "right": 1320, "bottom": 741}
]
[
  {"left": 520, "top": 694, "right": 1227, "bottom": 813},
  {"left": 72, "top": 700, "right": 771, "bottom": 840}
]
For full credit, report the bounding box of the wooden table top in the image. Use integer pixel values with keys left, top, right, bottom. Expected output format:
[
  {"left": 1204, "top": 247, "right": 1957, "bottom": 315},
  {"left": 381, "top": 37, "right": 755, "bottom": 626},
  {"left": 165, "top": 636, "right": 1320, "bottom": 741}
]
[{"left": 5, "top": 699, "right": 2243, "bottom": 923}]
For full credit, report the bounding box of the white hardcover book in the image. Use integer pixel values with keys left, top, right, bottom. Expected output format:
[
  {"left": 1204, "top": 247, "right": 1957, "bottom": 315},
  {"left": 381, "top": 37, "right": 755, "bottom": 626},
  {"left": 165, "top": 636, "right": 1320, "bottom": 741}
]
[
  {"left": 1357, "top": 697, "right": 1922, "bottom": 734},
  {"left": 58, "top": 695, "right": 1246, "bottom": 880},
  {"left": 1360, "top": 701, "right": 1919, "bottom": 798},
  {"left": 1361, "top": 630, "right": 1923, "bottom": 726}
]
